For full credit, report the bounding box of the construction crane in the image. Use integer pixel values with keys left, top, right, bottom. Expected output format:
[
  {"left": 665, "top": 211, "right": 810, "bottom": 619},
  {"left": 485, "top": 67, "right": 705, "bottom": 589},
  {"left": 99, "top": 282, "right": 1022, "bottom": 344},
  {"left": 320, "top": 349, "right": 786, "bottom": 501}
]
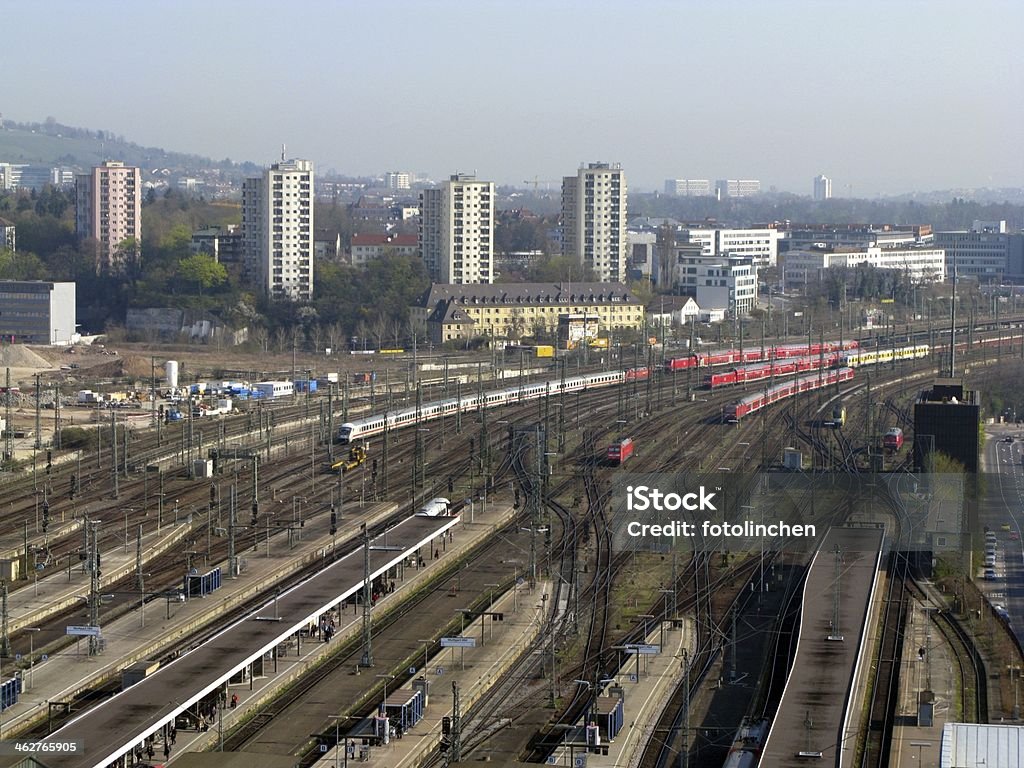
[{"left": 523, "top": 176, "right": 560, "bottom": 192}]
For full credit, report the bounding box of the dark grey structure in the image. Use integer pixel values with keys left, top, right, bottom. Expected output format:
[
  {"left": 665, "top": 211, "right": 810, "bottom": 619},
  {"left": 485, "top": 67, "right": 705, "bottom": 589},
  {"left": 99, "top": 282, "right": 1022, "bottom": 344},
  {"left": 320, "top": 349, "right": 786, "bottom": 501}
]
[{"left": 913, "top": 379, "right": 981, "bottom": 472}]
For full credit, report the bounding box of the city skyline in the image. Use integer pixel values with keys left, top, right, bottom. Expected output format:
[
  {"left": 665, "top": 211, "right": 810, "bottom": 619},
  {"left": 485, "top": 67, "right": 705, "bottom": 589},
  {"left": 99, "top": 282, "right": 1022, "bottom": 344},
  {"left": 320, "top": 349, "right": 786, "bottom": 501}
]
[{"left": 2, "top": 0, "right": 1022, "bottom": 196}]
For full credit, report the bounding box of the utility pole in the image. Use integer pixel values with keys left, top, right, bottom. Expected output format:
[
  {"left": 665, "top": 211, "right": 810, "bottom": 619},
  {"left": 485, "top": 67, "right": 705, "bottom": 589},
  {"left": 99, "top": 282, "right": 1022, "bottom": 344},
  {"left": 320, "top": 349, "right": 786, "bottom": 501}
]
[
  {"left": 680, "top": 648, "right": 690, "bottom": 768},
  {"left": 3, "top": 369, "right": 13, "bottom": 466},
  {"left": 34, "top": 373, "right": 42, "bottom": 451},
  {"left": 360, "top": 523, "right": 373, "bottom": 667},
  {"left": 88, "top": 520, "right": 101, "bottom": 655},
  {"left": 228, "top": 483, "right": 238, "bottom": 577},
  {"left": 0, "top": 582, "right": 10, "bottom": 656},
  {"left": 451, "top": 681, "right": 462, "bottom": 762}
]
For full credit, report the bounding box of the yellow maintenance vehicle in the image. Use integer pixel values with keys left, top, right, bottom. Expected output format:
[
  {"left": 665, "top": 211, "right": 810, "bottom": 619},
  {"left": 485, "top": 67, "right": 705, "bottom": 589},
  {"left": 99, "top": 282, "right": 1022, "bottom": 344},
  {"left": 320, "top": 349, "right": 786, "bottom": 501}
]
[{"left": 331, "top": 444, "right": 367, "bottom": 473}]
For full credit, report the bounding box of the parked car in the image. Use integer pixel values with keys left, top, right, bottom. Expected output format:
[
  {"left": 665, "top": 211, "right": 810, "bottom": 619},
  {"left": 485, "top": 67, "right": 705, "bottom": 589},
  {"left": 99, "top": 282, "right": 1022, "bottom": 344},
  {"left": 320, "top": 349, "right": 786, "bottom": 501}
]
[{"left": 984, "top": 568, "right": 998, "bottom": 581}]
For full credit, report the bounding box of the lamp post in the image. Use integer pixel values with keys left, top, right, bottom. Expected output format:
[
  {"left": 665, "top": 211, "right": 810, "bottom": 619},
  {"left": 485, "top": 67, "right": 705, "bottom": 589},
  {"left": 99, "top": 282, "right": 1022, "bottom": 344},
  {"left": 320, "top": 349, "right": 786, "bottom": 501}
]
[
  {"left": 417, "top": 638, "right": 432, "bottom": 675},
  {"left": 24, "top": 627, "right": 41, "bottom": 689},
  {"left": 375, "top": 673, "right": 395, "bottom": 714}
]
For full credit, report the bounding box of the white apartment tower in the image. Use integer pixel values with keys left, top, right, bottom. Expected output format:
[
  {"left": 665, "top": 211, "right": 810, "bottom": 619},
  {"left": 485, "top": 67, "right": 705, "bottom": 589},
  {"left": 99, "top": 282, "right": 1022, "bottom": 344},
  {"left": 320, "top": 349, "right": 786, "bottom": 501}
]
[
  {"left": 813, "top": 174, "right": 832, "bottom": 201},
  {"left": 242, "top": 158, "right": 314, "bottom": 301},
  {"left": 561, "top": 162, "right": 628, "bottom": 282},
  {"left": 75, "top": 161, "right": 141, "bottom": 270},
  {"left": 418, "top": 174, "right": 494, "bottom": 284}
]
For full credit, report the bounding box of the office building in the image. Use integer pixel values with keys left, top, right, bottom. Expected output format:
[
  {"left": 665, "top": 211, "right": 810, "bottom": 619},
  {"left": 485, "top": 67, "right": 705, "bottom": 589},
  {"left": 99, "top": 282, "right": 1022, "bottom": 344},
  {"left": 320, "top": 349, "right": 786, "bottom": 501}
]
[
  {"left": 419, "top": 174, "right": 494, "bottom": 284},
  {"left": 663, "top": 179, "right": 713, "bottom": 197},
  {"left": 75, "top": 161, "right": 142, "bottom": 270},
  {"left": 813, "top": 174, "right": 832, "bottom": 201},
  {"left": 680, "top": 226, "right": 784, "bottom": 268},
  {"left": 934, "top": 221, "right": 1024, "bottom": 283},
  {"left": 781, "top": 244, "right": 946, "bottom": 291},
  {"left": 241, "top": 158, "right": 315, "bottom": 301},
  {"left": 715, "top": 179, "right": 761, "bottom": 199},
  {"left": 0, "top": 281, "right": 76, "bottom": 344},
  {"left": 562, "top": 162, "right": 628, "bottom": 283}
]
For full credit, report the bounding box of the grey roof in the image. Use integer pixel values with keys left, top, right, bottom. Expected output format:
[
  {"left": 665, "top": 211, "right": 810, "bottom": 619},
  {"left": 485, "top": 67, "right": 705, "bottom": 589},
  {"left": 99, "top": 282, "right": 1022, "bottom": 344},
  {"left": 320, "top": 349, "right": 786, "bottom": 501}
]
[
  {"left": 426, "top": 300, "right": 476, "bottom": 326},
  {"left": 941, "top": 723, "right": 1024, "bottom": 767},
  {"left": 416, "top": 282, "right": 640, "bottom": 309}
]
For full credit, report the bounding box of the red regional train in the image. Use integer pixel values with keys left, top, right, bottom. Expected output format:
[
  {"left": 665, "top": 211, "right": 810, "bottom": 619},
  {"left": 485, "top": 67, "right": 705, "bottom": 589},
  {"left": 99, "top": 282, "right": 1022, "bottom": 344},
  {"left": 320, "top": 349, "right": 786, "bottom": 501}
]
[
  {"left": 703, "top": 352, "right": 842, "bottom": 388},
  {"left": 665, "top": 339, "right": 858, "bottom": 372},
  {"left": 723, "top": 368, "right": 855, "bottom": 421}
]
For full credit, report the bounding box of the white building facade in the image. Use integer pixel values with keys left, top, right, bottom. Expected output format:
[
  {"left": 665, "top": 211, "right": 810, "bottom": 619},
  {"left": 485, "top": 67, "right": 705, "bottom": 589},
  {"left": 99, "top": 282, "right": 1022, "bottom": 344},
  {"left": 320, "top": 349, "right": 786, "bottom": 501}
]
[
  {"left": 418, "top": 174, "right": 494, "bottom": 284},
  {"left": 781, "top": 246, "right": 946, "bottom": 291},
  {"left": 681, "top": 227, "right": 784, "bottom": 268},
  {"left": 241, "top": 158, "right": 315, "bottom": 301},
  {"left": 663, "top": 179, "right": 712, "bottom": 197},
  {"left": 813, "top": 174, "right": 832, "bottom": 201},
  {"left": 715, "top": 179, "right": 761, "bottom": 198},
  {"left": 562, "top": 162, "right": 628, "bottom": 283}
]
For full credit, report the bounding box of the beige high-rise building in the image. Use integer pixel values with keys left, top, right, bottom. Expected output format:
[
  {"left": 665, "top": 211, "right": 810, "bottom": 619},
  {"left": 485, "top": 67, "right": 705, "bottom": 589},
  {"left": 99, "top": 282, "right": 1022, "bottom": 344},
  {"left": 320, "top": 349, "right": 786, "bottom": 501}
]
[
  {"left": 242, "top": 158, "right": 314, "bottom": 301},
  {"left": 561, "top": 162, "right": 628, "bottom": 283},
  {"left": 75, "top": 161, "right": 141, "bottom": 269},
  {"left": 418, "top": 174, "right": 494, "bottom": 284}
]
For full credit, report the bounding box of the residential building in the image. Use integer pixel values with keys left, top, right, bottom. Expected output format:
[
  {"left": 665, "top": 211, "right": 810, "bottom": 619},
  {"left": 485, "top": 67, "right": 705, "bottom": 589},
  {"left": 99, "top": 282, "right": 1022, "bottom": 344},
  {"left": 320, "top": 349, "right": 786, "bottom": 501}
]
[
  {"left": 0, "top": 217, "right": 14, "bottom": 251},
  {"left": 0, "top": 281, "right": 76, "bottom": 344},
  {"left": 383, "top": 171, "right": 412, "bottom": 190},
  {"left": 781, "top": 244, "right": 946, "bottom": 291},
  {"left": 934, "top": 221, "right": 1024, "bottom": 283},
  {"left": 191, "top": 225, "right": 243, "bottom": 263},
  {"left": 412, "top": 282, "right": 644, "bottom": 345},
  {"left": 241, "top": 158, "right": 314, "bottom": 301},
  {"left": 350, "top": 233, "right": 417, "bottom": 268},
  {"left": 314, "top": 231, "right": 343, "bottom": 260},
  {"left": 813, "top": 174, "right": 832, "bottom": 201},
  {"left": 715, "top": 179, "right": 761, "bottom": 199},
  {"left": 75, "top": 161, "right": 142, "bottom": 270},
  {"left": 627, "top": 231, "right": 657, "bottom": 280},
  {"left": 561, "top": 162, "right": 628, "bottom": 282},
  {"left": 419, "top": 174, "right": 494, "bottom": 284},
  {"left": 663, "top": 179, "right": 712, "bottom": 197}
]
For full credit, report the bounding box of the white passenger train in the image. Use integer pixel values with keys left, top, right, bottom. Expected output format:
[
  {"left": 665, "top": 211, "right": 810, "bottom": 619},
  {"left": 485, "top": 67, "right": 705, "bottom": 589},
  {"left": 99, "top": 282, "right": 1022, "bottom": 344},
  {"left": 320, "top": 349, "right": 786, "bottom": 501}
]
[
  {"left": 336, "top": 366, "right": 650, "bottom": 444},
  {"left": 416, "top": 498, "right": 451, "bottom": 517}
]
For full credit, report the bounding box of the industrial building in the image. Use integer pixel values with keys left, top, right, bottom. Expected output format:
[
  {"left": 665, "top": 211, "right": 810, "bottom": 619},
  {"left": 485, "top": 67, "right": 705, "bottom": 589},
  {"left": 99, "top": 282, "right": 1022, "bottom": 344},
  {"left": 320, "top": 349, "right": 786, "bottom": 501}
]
[{"left": 0, "top": 280, "right": 76, "bottom": 344}]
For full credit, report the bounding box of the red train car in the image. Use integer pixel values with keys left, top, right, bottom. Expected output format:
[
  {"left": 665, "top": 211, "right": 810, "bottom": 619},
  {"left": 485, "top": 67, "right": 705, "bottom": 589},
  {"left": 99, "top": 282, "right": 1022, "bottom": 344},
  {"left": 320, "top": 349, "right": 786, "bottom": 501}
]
[
  {"left": 883, "top": 428, "right": 904, "bottom": 451},
  {"left": 607, "top": 437, "right": 634, "bottom": 464},
  {"left": 664, "top": 354, "right": 699, "bottom": 371},
  {"left": 723, "top": 368, "right": 855, "bottom": 421},
  {"left": 624, "top": 367, "right": 650, "bottom": 381}
]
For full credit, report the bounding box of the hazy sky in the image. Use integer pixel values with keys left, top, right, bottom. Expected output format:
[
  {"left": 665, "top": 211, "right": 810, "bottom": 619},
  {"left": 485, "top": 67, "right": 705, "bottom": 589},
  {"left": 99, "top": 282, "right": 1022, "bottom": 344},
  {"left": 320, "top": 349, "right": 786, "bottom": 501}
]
[{"left": 4, "top": 0, "right": 1022, "bottom": 195}]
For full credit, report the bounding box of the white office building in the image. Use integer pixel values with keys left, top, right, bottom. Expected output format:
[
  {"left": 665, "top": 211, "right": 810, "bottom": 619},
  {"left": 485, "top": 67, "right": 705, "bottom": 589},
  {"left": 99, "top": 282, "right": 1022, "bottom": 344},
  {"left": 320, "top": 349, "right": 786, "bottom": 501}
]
[
  {"left": 813, "top": 174, "right": 832, "bottom": 201},
  {"left": 781, "top": 245, "right": 946, "bottom": 291},
  {"left": 664, "top": 179, "right": 713, "bottom": 197},
  {"left": 562, "top": 162, "right": 628, "bottom": 283},
  {"left": 680, "top": 226, "right": 785, "bottom": 268},
  {"left": 241, "top": 158, "right": 314, "bottom": 301},
  {"left": 670, "top": 248, "right": 758, "bottom": 317},
  {"left": 715, "top": 179, "right": 761, "bottom": 199},
  {"left": 419, "top": 174, "right": 494, "bottom": 284}
]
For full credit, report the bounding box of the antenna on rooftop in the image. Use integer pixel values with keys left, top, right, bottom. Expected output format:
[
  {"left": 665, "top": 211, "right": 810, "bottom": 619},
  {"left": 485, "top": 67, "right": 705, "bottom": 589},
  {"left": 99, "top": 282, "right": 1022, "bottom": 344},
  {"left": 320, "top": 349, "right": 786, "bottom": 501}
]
[{"left": 281, "top": 143, "right": 287, "bottom": 162}]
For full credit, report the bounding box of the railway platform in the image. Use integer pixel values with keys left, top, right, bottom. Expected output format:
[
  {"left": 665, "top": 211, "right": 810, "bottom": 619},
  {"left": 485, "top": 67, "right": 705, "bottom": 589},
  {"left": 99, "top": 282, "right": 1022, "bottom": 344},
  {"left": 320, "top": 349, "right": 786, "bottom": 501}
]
[
  {"left": 0, "top": 501, "right": 401, "bottom": 739},
  {"left": 0, "top": 498, "right": 519, "bottom": 768},
  {"left": 3, "top": 517, "right": 194, "bottom": 636},
  {"left": 888, "top": 588, "right": 959, "bottom": 768},
  {"left": 545, "top": 617, "right": 695, "bottom": 768},
  {"left": 759, "top": 526, "right": 885, "bottom": 767},
  {"left": 301, "top": 576, "right": 550, "bottom": 768}
]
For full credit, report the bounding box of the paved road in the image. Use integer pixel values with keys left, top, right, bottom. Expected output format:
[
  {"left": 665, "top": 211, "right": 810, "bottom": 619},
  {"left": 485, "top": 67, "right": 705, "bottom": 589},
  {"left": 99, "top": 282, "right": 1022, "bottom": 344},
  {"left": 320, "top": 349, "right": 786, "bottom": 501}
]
[{"left": 980, "top": 426, "right": 1024, "bottom": 642}]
